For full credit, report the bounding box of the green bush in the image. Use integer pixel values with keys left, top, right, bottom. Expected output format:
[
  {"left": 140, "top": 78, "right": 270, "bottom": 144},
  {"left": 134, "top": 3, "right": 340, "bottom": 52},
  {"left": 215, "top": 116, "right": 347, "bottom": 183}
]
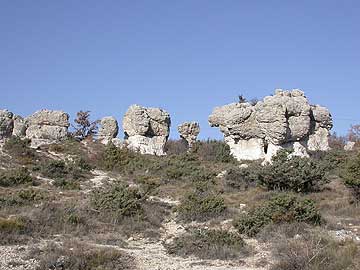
[
  {"left": 166, "top": 228, "right": 248, "bottom": 260},
  {"left": 3, "top": 136, "right": 36, "bottom": 164},
  {"left": 233, "top": 194, "right": 322, "bottom": 237},
  {"left": 193, "top": 139, "right": 235, "bottom": 163},
  {"left": 224, "top": 165, "right": 260, "bottom": 190},
  {"left": 91, "top": 183, "right": 145, "bottom": 221},
  {"left": 341, "top": 153, "right": 360, "bottom": 202},
  {"left": 0, "top": 216, "right": 30, "bottom": 245},
  {"left": 259, "top": 150, "right": 328, "bottom": 193},
  {"left": 177, "top": 187, "right": 226, "bottom": 222},
  {"left": 0, "top": 167, "right": 33, "bottom": 187},
  {"left": 40, "top": 159, "right": 90, "bottom": 189}
]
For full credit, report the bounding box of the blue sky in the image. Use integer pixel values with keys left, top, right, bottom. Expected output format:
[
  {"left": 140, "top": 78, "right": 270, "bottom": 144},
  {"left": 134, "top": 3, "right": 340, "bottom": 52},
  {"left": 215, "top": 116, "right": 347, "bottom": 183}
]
[{"left": 1, "top": 1, "right": 359, "bottom": 139}]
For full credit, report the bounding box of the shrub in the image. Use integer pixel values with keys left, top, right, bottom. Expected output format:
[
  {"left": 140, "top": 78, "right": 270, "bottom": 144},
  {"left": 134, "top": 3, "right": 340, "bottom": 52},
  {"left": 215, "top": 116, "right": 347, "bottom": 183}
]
[
  {"left": 177, "top": 187, "right": 226, "bottom": 222},
  {"left": 0, "top": 216, "right": 30, "bottom": 245},
  {"left": 166, "top": 228, "right": 249, "bottom": 260},
  {"left": 342, "top": 153, "right": 360, "bottom": 202},
  {"left": 259, "top": 150, "right": 328, "bottom": 193},
  {"left": 0, "top": 167, "right": 33, "bottom": 187},
  {"left": 40, "top": 159, "right": 90, "bottom": 189},
  {"left": 31, "top": 241, "right": 134, "bottom": 270},
  {"left": 224, "top": 165, "right": 260, "bottom": 190},
  {"left": 271, "top": 231, "right": 359, "bottom": 270},
  {"left": 233, "top": 194, "right": 322, "bottom": 237},
  {"left": 3, "top": 136, "right": 36, "bottom": 164},
  {"left": 91, "top": 183, "right": 145, "bottom": 221},
  {"left": 193, "top": 139, "right": 235, "bottom": 163},
  {"left": 164, "top": 139, "right": 188, "bottom": 155}
]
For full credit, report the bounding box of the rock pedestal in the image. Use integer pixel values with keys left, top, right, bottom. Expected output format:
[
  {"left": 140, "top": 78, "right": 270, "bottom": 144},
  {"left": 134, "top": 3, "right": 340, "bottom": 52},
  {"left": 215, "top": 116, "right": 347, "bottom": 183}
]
[
  {"left": 98, "top": 116, "right": 119, "bottom": 144},
  {"left": 209, "top": 89, "right": 333, "bottom": 162},
  {"left": 123, "top": 105, "right": 171, "bottom": 155},
  {"left": 178, "top": 122, "right": 200, "bottom": 149}
]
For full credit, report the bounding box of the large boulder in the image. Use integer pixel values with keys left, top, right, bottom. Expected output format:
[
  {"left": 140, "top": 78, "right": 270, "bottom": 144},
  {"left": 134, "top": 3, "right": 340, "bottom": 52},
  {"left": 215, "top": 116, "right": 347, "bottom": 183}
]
[
  {"left": 98, "top": 116, "right": 119, "bottom": 144},
  {"left": 25, "top": 110, "right": 70, "bottom": 147},
  {"left": 12, "top": 115, "right": 27, "bottom": 137},
  {"left": 178, "top": 122, "right": 200, "bottom": 149},
  {"left": 0, "top": 110, "right": 14, "bottom": 140},
  {"left": 209, "top": 89, "right": 333, "bottom": 161},
  {"left": 123, "top": 105, "right": 171, "bottom": 155}
]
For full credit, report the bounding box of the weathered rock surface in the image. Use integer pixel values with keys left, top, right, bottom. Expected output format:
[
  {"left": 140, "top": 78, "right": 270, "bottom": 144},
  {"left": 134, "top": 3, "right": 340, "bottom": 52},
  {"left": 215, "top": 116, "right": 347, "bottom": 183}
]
[
  {"left": 178, "top": 122, "right": 200, "bottom": 149},
  {"left": 123, "top": 105, "right": 171, "bottom": 155},
  {"left": 209, "top": 89, "right": 333, "bottom": 161},
  {"left": 98, "top": 116, "right": 119, "bottom": 144},
  {"left": 25, "top": 110, "right": 70, "bottom": 147},
  {"left": 12, "top": 115, "right": 27, "bottom": 137},
  {"left": 0, "top": 109, "right": 14, "bottom": 140},
  {"left": 344, "top": 141, "right": 356, "bottom": 151}
]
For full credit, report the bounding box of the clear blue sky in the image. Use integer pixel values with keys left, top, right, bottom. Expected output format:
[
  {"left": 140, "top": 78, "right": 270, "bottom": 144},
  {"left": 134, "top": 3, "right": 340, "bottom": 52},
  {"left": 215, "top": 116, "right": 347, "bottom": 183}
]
[{"left": 1, "top": 1, "right": 359, "bottom": 139}]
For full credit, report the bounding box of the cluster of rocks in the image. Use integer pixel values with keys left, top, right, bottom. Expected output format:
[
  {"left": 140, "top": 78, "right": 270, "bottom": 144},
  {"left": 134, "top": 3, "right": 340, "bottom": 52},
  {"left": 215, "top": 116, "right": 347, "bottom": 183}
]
[
  {"left": 209, "top": 89, "right": 333, "bottom": 162},
  {"left": 1, "top": 89, "right": 337, "bottom": 161}
]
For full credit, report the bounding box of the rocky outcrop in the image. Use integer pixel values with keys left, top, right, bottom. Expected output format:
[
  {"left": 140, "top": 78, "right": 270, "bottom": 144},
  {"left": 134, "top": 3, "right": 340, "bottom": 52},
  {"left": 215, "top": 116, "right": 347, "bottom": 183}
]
[
  {"left": 25, "top": 110, "right": 70, "bottom": 147},
  {"left": 178, "top": 122, "right": 200, "bottom": 149},
  {"left": 209, "top": 89, "right": 333, "bottom": 161},
  {"left": 12, "top": 115, "right": 27, "bottom": 137},
  {"left": 0, "top": 110, "right": 14, "bottom": 140},
  {"left": 123, "top": 105, "right": 171, "bottom": 155},
  {"left": 98, "top": 116, "right": 119, "bottom": 144},
  {"left": 344, "top": 141, "right": 356, "bottom": 151}
]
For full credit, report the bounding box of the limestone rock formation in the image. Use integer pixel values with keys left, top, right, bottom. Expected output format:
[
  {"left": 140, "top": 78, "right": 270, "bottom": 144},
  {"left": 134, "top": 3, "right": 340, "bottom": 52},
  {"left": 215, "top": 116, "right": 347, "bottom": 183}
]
[
  {"left": 98, "top": 116, "right": 119, "bottom": 144},
  {"left": 0, "top": 110, "right": 14, "bottom": 140},
  {"left": 12, "top": 115, "right": 27, "bottom": 137},
  {"left": 344, "top": 141, "right": 356, "bottom": 151},
  {"left": 209, "top": 89, "right": 333, "bottom": 161},
  {"left": 178, "top": 122, "right": 200, "bottom": 149},
  {"left": 123, "top": 105, "right": 171, "bottom": 155},
  {"left": 25, "top": 110, "right": 70, "bottom": 147}
]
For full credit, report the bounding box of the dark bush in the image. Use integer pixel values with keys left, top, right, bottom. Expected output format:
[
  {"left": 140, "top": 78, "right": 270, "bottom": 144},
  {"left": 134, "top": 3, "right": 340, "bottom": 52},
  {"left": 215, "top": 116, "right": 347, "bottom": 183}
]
[
  {"left": 166, "top": 228, "right": 249, "bottom": 260},
  {"left": 259, "top": 150, "right": 328, "bottom": 193},
  {"left": 233, "top": 193, "right": 322, "bottom": 237},
  {"left": 177, "top": 187, "right": 226, "bottom": 222},
  {"left": 193, "top": 139, "right": 235, "bottom": 163},
  {"left": 91, "top": 183, "right": 145, "bottom": 221},
  {"left": 3, "top": 136, "right": 36, "bottom": 164},
  {"left": 0, "top": 167, "right": 33, "bottom": 187},
  {"left": 224, "top": 164, "right": 260, "bottom": 190},
  {"left": 164, "top": 139, "right": 188, "bottom": 155},
  {"left": 342, "top": 153, "right": 360, "bottom": 202}
]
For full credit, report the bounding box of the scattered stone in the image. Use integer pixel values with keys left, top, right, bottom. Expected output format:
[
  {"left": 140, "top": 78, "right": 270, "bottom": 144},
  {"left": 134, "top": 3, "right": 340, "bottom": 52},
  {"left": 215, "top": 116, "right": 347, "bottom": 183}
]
[
  {"left": 123, "top": 105, "right": 171, "bottom": 155},
  {"left": 209, "top": 89, "right": 333, "bottom": 161},
  {"left": 98, "top": 116, "right": 119, "bottom": 144},
  {"left": 344, "top": 141, "right": 356, "bottom": 151},
  {"left": 25, "top": 109, "right": 70, "bottom": 148},
  {"left": 178, "top": 122, "right": 200, "bottom": 149}
]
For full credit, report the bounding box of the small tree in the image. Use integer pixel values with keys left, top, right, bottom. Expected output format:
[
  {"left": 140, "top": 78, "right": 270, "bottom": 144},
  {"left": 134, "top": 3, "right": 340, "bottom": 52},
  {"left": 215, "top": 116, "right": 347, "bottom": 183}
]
[
  {"left": 72, "top": 110, "right": 99, "bottom": 140},
  {"left": 238, "top": 94, "right": 247, "bottom": 103},
  {"left": 347, "top": 124, "right": 360, "bottom": 142}
]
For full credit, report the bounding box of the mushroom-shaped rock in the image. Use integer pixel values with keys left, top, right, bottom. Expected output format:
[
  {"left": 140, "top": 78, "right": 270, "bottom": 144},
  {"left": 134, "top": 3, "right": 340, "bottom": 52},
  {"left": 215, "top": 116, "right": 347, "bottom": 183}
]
[
  {"left": 209, "top": 89, "right": 332, "bottom": 161},
  {"left": 123, "top": 105, "right": 171, "bottom": 155},
  {"left": 178, "top": 122, "right": 200, "bottom": 149},
  {"left": 25, "top": 110, "right": 70, "bottom": 148},
  {"left": 98, "top": 116, "right": 118, "bottom": 144},
  {"left": 0, "top": 109, "right": 14, "bottom": 140}
]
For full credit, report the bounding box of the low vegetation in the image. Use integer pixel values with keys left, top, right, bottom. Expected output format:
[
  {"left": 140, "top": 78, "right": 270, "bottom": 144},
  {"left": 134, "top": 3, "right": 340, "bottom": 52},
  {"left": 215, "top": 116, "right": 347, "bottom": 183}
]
[
  {"left": 341, "top": 153, "right": 360, "bottom": 202},
  {"left": 233, "top": 193, "right": 322, "bottom": 237},
  {"left": 31, "top": 241, "right": 134, "bottom": 270},
  {"left": 166, "top": 228, "right": 249, "bottom": 260},
  {"left": 0, "top": 167, "right": 33, "bottom": 187}
]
